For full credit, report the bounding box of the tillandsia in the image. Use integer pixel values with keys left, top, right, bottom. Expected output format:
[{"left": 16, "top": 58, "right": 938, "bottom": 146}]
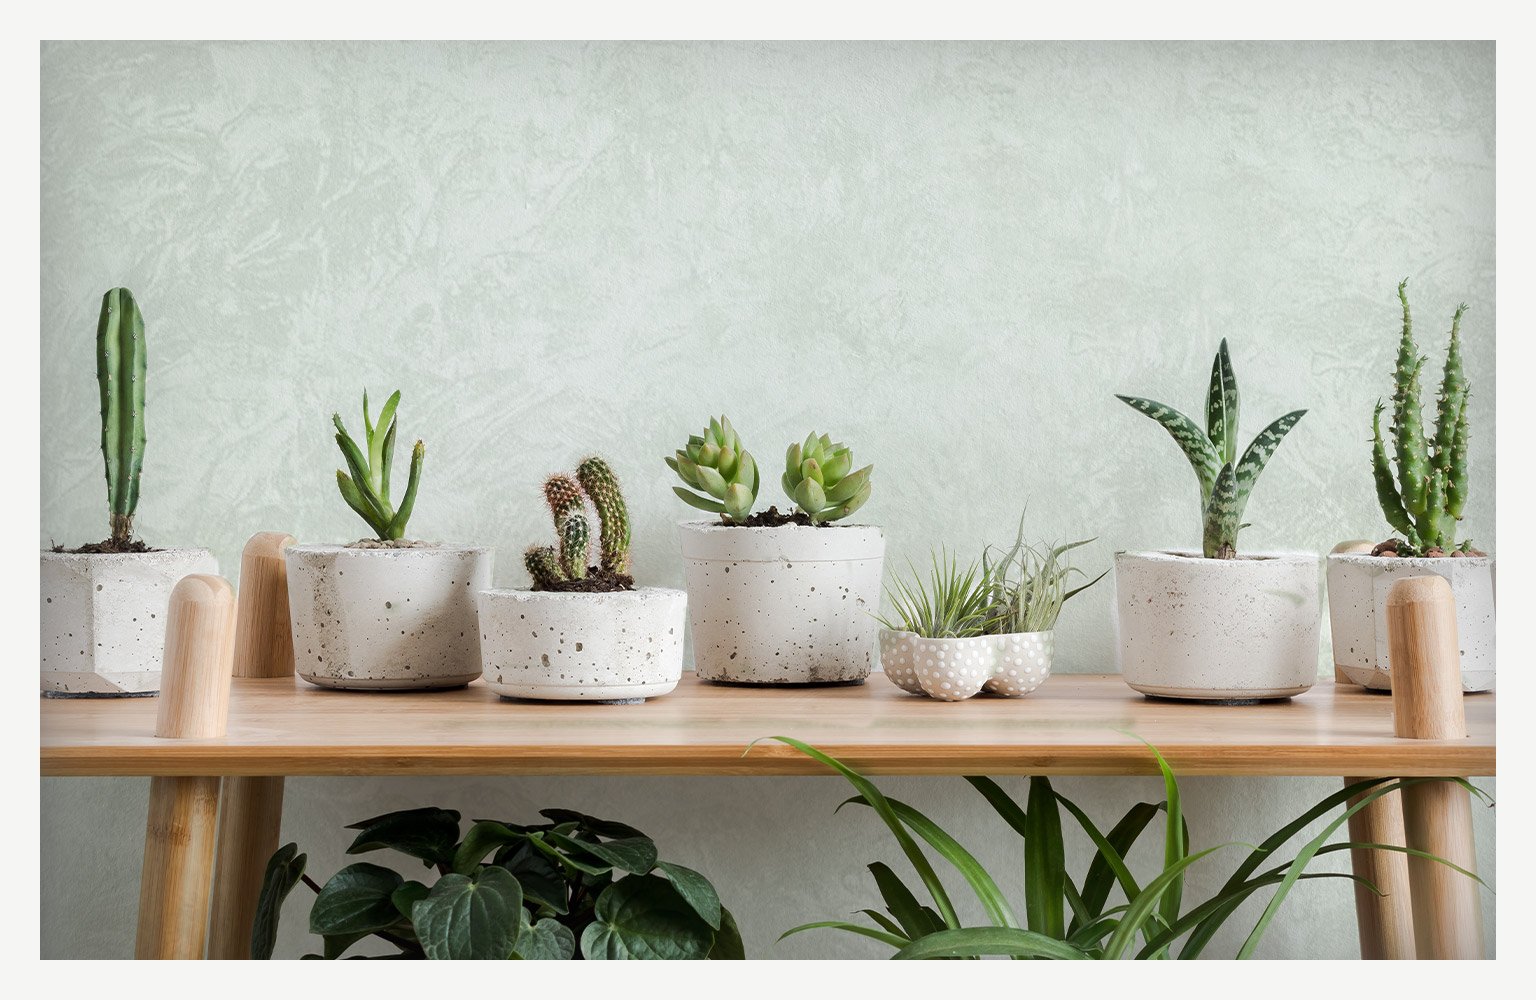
[
  {"left": 97, "top": 288, "right": 147, "bottom": 549},
  {"left": 250, "top": 806, "right": 742, "bottom": 960},
  {"left": 874, "top": 549, "right": 996, "bottom": 638},
  {"left": 1117, "top": 339, "right": 1306, "bottom": 559},
  {"left": 782, "top": 432, "right": 873, "bottom": 523},
  {"left": 332, "top": 389, "right": 425, "bottom": 541},
  {"left": 524, "top": 457, "right": 634, "bottom": 592},
  {"left": 773, "top": 737, "right": 1490, "bottom": 960},
  {"left": 982, "top": 512, "right": 1107, "bottom": 633},
  {"left": 666, "top": 416, "right": 759, "bottom": 523},
  {"left": 1371, "top": 279, "right": 1478, "bottom": 557}
]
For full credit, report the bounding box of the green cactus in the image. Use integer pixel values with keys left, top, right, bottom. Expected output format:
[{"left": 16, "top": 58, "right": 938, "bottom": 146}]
[
  {"left": 526, "top": 458, "right": 633, "bottom": 589},
  {"left": 1371, "top": 280, "right": 1474, "bottom": 554},
  {"left": 666, "top": 415, "right": 759, "bottom": 523},
  {"left": 97, "top": 288, "right": 147, "bottom": 547},
  {"left": 332, "top": 389, "right": 425, "bottom": 541},
  {"left": 782, "top": 432, "right": 874, "bottom": 523},
  {"left": 1117, "top": 339, "right": 1307, "bottom": 559}
]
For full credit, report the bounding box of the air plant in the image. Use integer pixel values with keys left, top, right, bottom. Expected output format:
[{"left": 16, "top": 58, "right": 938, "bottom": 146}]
[
  {"left": 1117, "top": 340, "right": 1306, "bottom": 559},
  {"left": 1372, "top": 279, "right": 1476, "bottom": 556},
  {"left": 96, "top": 288, "right": 147, "bottom": 548},
  {"left": 982, "top": 512, "right": 1107, "bottom": 633},
  {"left": 666, "top": 416, "right": 759, "bottom": 524},
  {"left": 874, "top": 550, "right": 996, "bottom": 639},
  {"left": 332, "top": 389, "right": 424, "bottom": 541},
  {"left": 782, "top": 432, "right": 874, "bottom": 523},
  {"left": 525, "top": 457, "right": 633, "bottom": 590}
]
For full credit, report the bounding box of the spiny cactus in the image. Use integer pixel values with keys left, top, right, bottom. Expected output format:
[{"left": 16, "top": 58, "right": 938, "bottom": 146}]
[
  {"left": 1117, "top": 339, "right": 1306, "bottom": 559},
  {"left": 666, "top": 416, "right": 759, "bottom": 523},
  {"left": 332, "top": 389, "right": 425, "bottom": 541},
  {"left": 97, "top": 288, "right": 147, "bottom": 547},
  {"left": 782, "top": 432, "right": 873, "bottom": 523},
  {"left": 1372, "top": 279, "right": 1474, "bottom": 555},
  {"left": 526, "top": 457, "right": 633, "bottom": 589}
]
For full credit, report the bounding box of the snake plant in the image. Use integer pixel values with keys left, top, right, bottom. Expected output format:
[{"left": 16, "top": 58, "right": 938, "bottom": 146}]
[{"left": 1117, "top": 340, "right": 1306, "bottom": 558}]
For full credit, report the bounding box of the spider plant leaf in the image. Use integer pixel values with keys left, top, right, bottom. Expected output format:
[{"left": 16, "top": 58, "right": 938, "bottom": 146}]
[
  {"left": 1101, "top": 845, "right": 1237, "bottom": 960},
  {"left": 1057, "top": 796, "right": 1157, "bottom": 930},
  {"left": 867, "top": 862, "right": 939, "bottom": 940},
  {"left": 858, "top": 909, "right": 910, "bottom": 940},
  {"left": 1024, "top": 777, "right": 1065, "bottom": 938},
  {"left": 779, "top": 921, "right": 908, "bottom": 948},
  {"left": 1116, "top": 394, "right": 1221, "bottom": 502},
  {"left": 964, "top": 777, "right": 1029, "bottom": 838},
  {"left": 892, "top": 927, "right": 1089, "bottom": 961}
]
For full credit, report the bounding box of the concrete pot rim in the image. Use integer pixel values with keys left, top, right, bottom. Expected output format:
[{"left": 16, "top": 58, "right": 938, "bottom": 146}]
[
  {"left": 41, "top": 546, "right": 212, "bottom": 561},
  {"left": 1328, "top": 551, "right": 1494, "bottom": 568},
  {"left": 1116, "top": 548, "right": 1320, "bottom": 568},
  {"left": 479, "top": 586, "right": 685, "bottom": 603},
  {"left": 286, "top": 542, "right": 491, "bottom": 557},
  {"left": 878, "top": 628, "right": 1054, "bottom": 644},
  {"left": 676, "top": 519, "right": 882, "bottom": 534}
]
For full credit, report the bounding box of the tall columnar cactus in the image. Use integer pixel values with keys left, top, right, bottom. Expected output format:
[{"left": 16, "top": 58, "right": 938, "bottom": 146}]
[
  {"left": 666, "top": 416, "right": 759, "bottom": 523},
  {"left": 782, "top": 432, "right": 873, "bottom": 523},
  {"left": 1117, "top": 339, "right": 1307, "bottom": 559},
  {"left": 98, "top": 288, "right": 147, "bottom": 547},
  {"left": 526, "top": 457, "right": 633, "bottom": 589},
  {"left": 1372, "top": 279, "right": 1474, "bottom": 555},
  {"left": 332, "top": 389, "right": 425, "bottom": 541}
]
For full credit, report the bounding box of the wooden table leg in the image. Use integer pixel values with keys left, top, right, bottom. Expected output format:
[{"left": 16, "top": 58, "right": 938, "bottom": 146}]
[
  {"left": 207, "top": 532, "right": 296, "bottom": 960},
  {"left": 135, "top": 574, "right": 236, "bottom": 959},
  {"left": 1345, "top": 777, "right": 1414, "bottom": 959},
  {"left": 1387, "top": 575, "right": 1485, "bottom": 960}
]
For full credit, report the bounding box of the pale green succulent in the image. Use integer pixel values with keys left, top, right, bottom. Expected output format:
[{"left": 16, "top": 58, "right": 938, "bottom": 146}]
[
  {"left": 666, "top": 415, "right": 759, "bottom": 524},
  {"left": 782, "top": 432, "right": 873, "bottom": 523}
]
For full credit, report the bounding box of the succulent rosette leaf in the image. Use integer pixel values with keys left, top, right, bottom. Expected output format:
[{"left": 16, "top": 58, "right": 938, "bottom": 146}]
[
  {"left": 782, "top": 432, "right": 873, "bottom": 523},
  {"left": 666, "top": 415, "right": 759, "bottom": 523}
]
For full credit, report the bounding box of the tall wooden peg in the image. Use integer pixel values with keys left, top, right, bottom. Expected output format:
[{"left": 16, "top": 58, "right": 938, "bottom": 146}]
[
  {"left": 1387, "top": 575, "right": 1484, "bottom": 960},
  {"left": 136, "top": 574, "right": 237, "bottom": 960}
]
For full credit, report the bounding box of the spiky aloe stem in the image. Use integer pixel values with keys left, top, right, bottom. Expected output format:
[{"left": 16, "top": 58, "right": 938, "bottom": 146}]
[
  {"left": 576, "top": 456, "right": 631, "bottom": 574},
  {"left": 98, "top": 288, "right": 146, "bottom": 546}
]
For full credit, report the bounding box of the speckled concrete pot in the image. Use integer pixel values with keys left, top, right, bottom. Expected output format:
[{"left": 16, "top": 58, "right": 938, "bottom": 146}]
[
  {"left": 477, "top": 587, "right": 687, "bottom": 701},
  {"left": 286, "top": 544, "right": 492, "bottom": 691},
  {"left": 679, "top": 521, "right": 885, "bottom": 684},
  {"left": 1327, "top": 552, "right": 1495, "bottom": 692},
  {"left": 879, "top": 629, "right": 1053, "bottom": 701},
  {"left": 40, "top": 548, "right": 219, "bottom": 696},
  {"left": 1115, "top": 550, "right": 1321, "bottom": 701}
]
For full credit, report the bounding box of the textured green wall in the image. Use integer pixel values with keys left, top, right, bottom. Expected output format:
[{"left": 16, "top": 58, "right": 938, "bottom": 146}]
[{"left": 41, "top": 41, "right": 1494, "bottom": 958}]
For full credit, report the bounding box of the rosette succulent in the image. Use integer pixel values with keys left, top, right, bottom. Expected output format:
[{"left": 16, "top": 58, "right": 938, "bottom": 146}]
[
  {"left": 666, "top": 416, "right": 759, "bottom": 524},
  {"left": 782, "top": 432, "right": 873, "bottom": 523}
]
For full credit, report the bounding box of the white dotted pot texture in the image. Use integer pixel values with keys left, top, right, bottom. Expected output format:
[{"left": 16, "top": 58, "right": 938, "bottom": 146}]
[
  {"left": 1327, "top": 552, "right": 1495, "bottom": 692},
  {"left": 478, "top": 587, "right": 687, "bottom": 701},
  {"left": 879, "top": 629, "right": 1054, "bottom": 702},
  {"left": 678, "top": 521, "right": 885, "bottom": 684},
  {"left": 1114, "top": 550, "right": 1322, "bottom": 701},
  {"left": 40, "top": 548, "right": 219, "bottom": 696},
  {"left": 286, "top": 544, "right": 492, "bottom": 691}
]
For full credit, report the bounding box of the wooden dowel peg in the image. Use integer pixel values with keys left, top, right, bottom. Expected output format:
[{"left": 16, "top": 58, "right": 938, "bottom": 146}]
[
  {"left": 155, "top": 575, "right": 237, "bottom": 740},
  {"left": 1388, "top": 575, "right": 1466, "bottom": 741},
  {"left": 1344, "top": 777, "right": 1415, "bottom": 959},
  {"left": 233, "top": 531, "right": 296, "bottom": 679}
]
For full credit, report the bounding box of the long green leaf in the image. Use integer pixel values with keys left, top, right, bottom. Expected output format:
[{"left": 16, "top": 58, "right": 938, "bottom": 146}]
[
  {"left": 1202, "top": 462, "right": 1240, "bottom": 557},
  {"left": 893, "top": 927, "right": 1089, "bottom": 961},
  {"left": 964, "top": 776, "right": 1028, "bottom": 838},
  {"left": 1206, "top": 339, "right": 1239, "bottom": 465},
  {"left": 780, "top": 920, "right": 909, "bottom": 949},
  {"left": 1116, "top": 394, "right": 1221, "bottom": 502},
  {"left": 1024, "top": 777, "right": 1065, "bottom": 937},
  {"left": 858, "top": 909, "right": 910, "bottom": 940},
  {"left": 1065, "top": 799, "right": 1159, "bottom": 928},
  {"left": 1233, "top": 409, "right": 1306, "bottom": 511},
  {"left": 1144, "top": 742, "right": 1186, "bottom": 931},
  {"left": 868, "top": 862, "right": 938, "bottom": 940},
  {"left": 1101, "top": 845, "right": 1235, "bottom": 960},
  {"left": 1143, "top": 870, "right": 1376, "bottom": 959}
]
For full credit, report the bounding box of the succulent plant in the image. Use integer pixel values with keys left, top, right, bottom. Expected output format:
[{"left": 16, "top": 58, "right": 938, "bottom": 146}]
[
  {"left": 1371, "top": 279, "right": 1476, "bottom": 556},
  {"left": 332, "top": 389, "right": 425, "bottom": 541},
  {"left": 1117, "top": 340, "right": 1306, "bottom": 559},
  {"left": 97, "top": 288, "right": 147, "bottom": 547},
  {"left": 983, "top": 512, "right": 1106, "bottom": 633},
  {"left": 666, "top": 416, "right": 759, "bottom": 523},
  {"left": 525, "top": 457, "right": 632, "bottom": 589},
  {"left": 782, "top": 432, "right": 873, "bottom": 523}
]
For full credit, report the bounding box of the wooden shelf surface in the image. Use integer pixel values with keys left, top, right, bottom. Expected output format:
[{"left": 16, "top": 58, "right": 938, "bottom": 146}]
[{"left": 40, "top": 674, "right": 1495, "bottom": 778}]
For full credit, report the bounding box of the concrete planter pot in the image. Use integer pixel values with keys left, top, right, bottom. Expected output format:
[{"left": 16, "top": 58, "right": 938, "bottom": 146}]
[
  {"left": 40, "top": 548, "right": 219, "bottom": 696},
  {"left": 678, "top": 521, "right": 885, "bottom": 684},
  {"left": 1327, "top": 552, "right": 1495, "bottom": 692},
  {"left": 286, "top": 543, "right": 492, "bottom": 690},
  {"left": 478, "top": 587, "right": 687, "bottom": 701},
  {"left": 1115, "top": 550, "right": 1321, "bottom": 701},
  {"left": 879, "top": 629, "right": 1054, "bottom": 702}
]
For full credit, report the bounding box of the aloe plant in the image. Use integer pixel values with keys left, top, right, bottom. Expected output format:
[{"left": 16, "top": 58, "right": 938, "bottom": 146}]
[
  {"left": 775, "top": 738, "right": 1489, "bottom": 959},
  {"left": 1372, "top": 279, "right": 1476, "bottom": 555},
  {"left": 782, "top": 432, "right": 873, "bottom": 523},
  {"left": 1117, "top": 340, "right": 1306, "bottom": 559},
  {"left": 666, "top": 416, "right": 759, "bottom": 523},
  {"left": 332, "top": 389, "right": 424, "bottom": 541},
  {"left": 97, "top": 288, "right": 147, "bottom": 548},
  {"left": 525, "top": 457, "right": 632, "bottom": 589}
]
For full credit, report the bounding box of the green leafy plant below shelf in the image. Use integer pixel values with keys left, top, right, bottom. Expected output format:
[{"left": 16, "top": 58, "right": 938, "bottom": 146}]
[
  {"left": 772, "top": 737, "right": 1490, "bottom": 959},
  {"left": 252, "top": 806, "right": 742, "bottom": 960}
]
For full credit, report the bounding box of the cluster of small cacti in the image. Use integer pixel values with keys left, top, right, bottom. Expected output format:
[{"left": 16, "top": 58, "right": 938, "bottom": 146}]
[
  {"left": 1117, "top": 339, "right": 1307, "bottom": 559},
  {"left": 667, "top": 416, "right": 875, "bottom": 524},
  {"left": 332, "top": 389, "right": 425, "bottom": 541},
  {"left": 97, "top": 288, "right": 147, "bottom": 547},
  {"left": 525, "top": 457, "right": 632, "bottom": 589},
  {"left": 1371, "top": 279, "right": 1475, "bottom": 556}
]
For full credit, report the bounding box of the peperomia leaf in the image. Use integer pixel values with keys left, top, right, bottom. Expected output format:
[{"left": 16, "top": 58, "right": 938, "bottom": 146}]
[
  {"left": 512, "top": 911, "right": 576, "bottom": 960},
  {"left": 497, "top": 841, "right": 569, "bottom": 914},
  {"left": 538, "top": 808, "right": 648, "bottom": 841},
  {"left": 453, "top": 820, "right": 526, "bottom": 875},
  {"left": 656, "top": 861, "right": 722, "bottom": 929},
  {"left": 391, "top": 881, "right": 430, "bottom": 920},
  {"left": 579, "top": 875, "right": 716, "bottom": 960},
  {"left": 345, "top": 807, "right": 462, "bottom": 867},
  {"left": 310, "top": 863, "right": 404, "bottom": 936},
  {"left": 411, "top": 865, "right": 523, "bottom": 960},
  {"left": 251, "top": 843, "right": 306, "bottom": 960},
  {"left": 709, "top": 906, "right": 746, "bottom": 959}
]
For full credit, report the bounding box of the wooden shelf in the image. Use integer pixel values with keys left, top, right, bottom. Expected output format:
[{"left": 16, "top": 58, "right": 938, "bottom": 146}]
[{"left": 40, "top": 673, "right": 1495, "bottom": 779}]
